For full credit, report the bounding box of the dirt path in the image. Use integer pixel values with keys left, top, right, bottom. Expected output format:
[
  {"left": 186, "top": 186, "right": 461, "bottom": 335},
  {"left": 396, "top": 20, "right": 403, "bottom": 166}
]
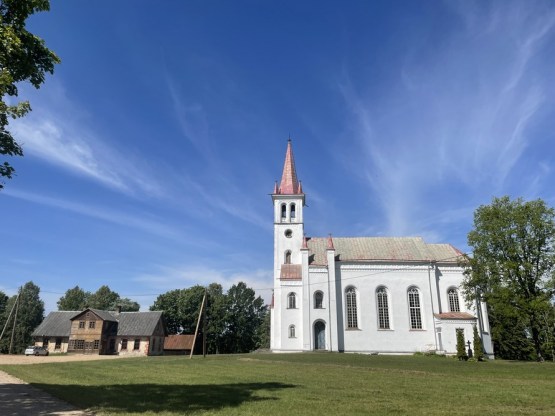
[{"left": 0, "top": 354, "right": 127, "bottom": 415}]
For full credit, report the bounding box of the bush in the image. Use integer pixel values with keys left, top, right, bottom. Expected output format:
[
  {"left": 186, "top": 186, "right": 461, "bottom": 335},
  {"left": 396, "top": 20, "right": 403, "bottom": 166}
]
[{"left": 456, "top": 329, "right": 468, "bottom": 361}]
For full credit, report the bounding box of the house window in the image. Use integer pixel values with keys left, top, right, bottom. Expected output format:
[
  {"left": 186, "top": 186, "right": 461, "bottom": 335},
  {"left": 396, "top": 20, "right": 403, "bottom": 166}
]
[
  {"left": 314, "top": 291, "right": 324, "bottom": 309},
  {"left": 285, "top": 250, "right": 291, "bottom": 264},
  {"left": 75, "top": 339, "right": 85, "bottom": 350},
  {"left": 134, "top": 339, "right": 140, "bottom": 350},
  {"left": 288, "top": 325, "right": 296, "bottom": 338},
  {"left": 55, "top": 338, "right": 62, "bottom": 350},
  {"left": 287, "top": 292, "right": 296, "bottom": 309},
  {"left": 290, "top": 203, "right": 296, "bottom": 219},
  {"left": 448, "top": 288, "right": 460, "bottom": 312},
  {"left": 345, "top": 287, "right": 358, "bottom": 329},
  {"left": 122, "top": 339, "right": 128, "bottom": 350},
  {"left": 43, "top": 337, "right": 49, "bottom": 347},
  {"left": 281, "top": 204, "right": 287, "bottom": 219},
  {"left": 376, "top": 287, "right": 390, "bottom": 329},
  {"left": 93, "top": 340, "right": 100, "bottom": 350},
  {"left": 78, "top": 321, "right": 85, "bottom": 329},
  {"left": 89, "top": 321, "right": 96, "bottom": 329},
  {"left": 408, "top": 287, "right": 423, "bottom": 329}
]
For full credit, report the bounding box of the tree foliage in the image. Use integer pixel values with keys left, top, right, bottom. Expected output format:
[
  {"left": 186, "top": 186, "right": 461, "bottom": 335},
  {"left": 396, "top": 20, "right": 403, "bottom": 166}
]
[
  {"left": 0, "top": 0, "right": 60, "bottom": 188},
  {"left": 462, "top": 196, "right": 555, "bottom": 360},
  {"left": 456, "top": 329, "right": 467, "bottom": 361},
  {"left": 57, "top": 286, "right": 90, "bottom": 310},
  {"left": 473, "top": 325, "right": 484, "bottom": 361},
  {"left": 57, "top": 285, "right": 140, "bottom": 312},
  {"left": 151, "top": 281, "right": 267, "bottom": 354},
  {"left": 0, "top": 281, "right": 44, "bottom": 354}
]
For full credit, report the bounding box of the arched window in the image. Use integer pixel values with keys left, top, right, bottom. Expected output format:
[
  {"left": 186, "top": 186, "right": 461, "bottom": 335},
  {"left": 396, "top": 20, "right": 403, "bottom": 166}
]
[
  {"left": 281, "top": 203, "right": 287, "bottom": 219},
  {"left": 284, "top": 250, "right": 291, "bottom": 264},
  {"left": 290, "top": 203, "right": 296, "bottom": 219},
  {"left": 287, "top": 292, "right": 296, "bottom": 309},
  {"left": 448, "top": 288, "right": 460, "bottom": 312},
  {"left": 345, "top": 287, "right": 358, "bottom": 329},
  {"left": 288, "top": 325, "right": 296, "bottom": 338},
  {"left": 408, "top": 287, "right": 422, "bottom": 329},
  {"left": 376, "top": 287, "right": 390, "bottom": 329},
  {"left": 314, "top": 291, "right": 324, "bottom": 309}
]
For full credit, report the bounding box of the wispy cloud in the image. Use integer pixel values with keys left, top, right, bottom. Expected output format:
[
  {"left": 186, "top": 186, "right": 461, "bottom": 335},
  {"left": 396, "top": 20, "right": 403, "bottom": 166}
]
[
  {"left": 339, "top": 1, "right": 555, "bottom": 239},
  {"left": 4, "top": 188, "right": 180, "bottom": 239},
  {"left": 11, "top": 81, "right": 164, "bottom": 197}
]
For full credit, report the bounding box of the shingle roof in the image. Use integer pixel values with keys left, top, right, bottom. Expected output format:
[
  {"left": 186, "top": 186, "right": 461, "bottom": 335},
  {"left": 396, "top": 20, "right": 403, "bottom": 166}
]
[
  {"left": 117, "top": 311, "right": 164, "bottom": 336},
  {"left": 164, "top": 334, "right": 194, "bottom": 350},
  {"left": 306, "top": 237, "right": 463, "bottom": 265},
  {"left": 434, "top": 312, "right": 476, "bottom": 320},
  {"left": 32, "top": 311, "right": 79, "bottom": 337},
  {"left": 32, "top": 310, "right": 164, "bottom": 338},
  {"left": 281, "top": 264, "right": 302, "bottom": 280},
  {"left": 277, "top": 140, "right": 302, "bottom": 195},
  {"left": 70, "top": 308, "right": 117, "bottom": 322}
]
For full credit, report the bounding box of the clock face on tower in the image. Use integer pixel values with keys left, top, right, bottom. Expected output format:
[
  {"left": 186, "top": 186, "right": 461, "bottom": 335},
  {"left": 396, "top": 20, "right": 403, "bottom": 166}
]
[{"left": 284, "top": 229, "right": 293, "bottom": 238}]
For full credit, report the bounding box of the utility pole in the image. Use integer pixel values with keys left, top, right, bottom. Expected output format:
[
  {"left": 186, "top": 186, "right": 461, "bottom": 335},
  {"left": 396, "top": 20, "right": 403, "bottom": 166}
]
[
  {"left": 9, "top": 288, "right": 22, "bottom": 354},
  {"left": 190, "top": 289, "right": 207, "bottom": 359},
  {"left": 202, "top": 288, "right": 207, "bottom": 358},
  {"left": 0, "top": 292, "right": 19, "bottom": 345}
]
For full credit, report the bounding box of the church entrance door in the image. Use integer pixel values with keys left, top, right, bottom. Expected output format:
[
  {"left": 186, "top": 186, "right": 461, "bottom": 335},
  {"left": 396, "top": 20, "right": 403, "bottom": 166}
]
[{"left": 314, "top": 321, "right": 326, "bottom": 350}]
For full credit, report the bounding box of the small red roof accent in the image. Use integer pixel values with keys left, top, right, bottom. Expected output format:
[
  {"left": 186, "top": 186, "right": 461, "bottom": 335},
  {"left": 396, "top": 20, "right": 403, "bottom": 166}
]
[
  {"left": 434, "top": 312, "right": 476, "bottom": 320},
  {"left": 327, "top": 234, "right": 335, "bottom": 250},
  {"left": 302, "top": 234, "right": 308, "bottom": 249},
  {"left": 273, "top": 181, "right": 278, "bottom": 194},
  {"left": 278, "top": 140, "right": 302, "bottom": 195},
  {"left": 280, "top": 264, "right": 302, "bottom": 280}
]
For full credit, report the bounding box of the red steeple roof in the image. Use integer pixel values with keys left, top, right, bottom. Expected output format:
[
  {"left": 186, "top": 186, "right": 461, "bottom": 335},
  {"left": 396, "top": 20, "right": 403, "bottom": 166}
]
[{"left": 277, "top": 139, "right": 302, "bottom": 194}]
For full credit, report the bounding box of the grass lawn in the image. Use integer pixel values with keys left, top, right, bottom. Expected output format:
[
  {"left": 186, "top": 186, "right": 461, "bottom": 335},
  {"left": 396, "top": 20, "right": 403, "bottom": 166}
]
[{"left": 1, "top": 353, "right": 554, "bottom": 415}]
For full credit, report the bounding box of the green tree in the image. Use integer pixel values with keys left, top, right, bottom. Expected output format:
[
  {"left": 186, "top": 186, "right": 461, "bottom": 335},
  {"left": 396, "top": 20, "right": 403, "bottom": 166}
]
[
  {"left": 223, "top": 282, "right": 266, "bottom": 354},
  {"left": 463, "top": 196, "right": 555, "bottom": 361},
  {"left": 0, "top": 0, "right": 60, "bottom": 188},
  {"left": 0, "top": 281, "right": 44, "bottom": 354},
  {"left": 150, "top": 289, "right": 183, "bottom": 334},
  {"left": 256, "top": 307, "right": 271, "bottom": 350},
  {"left": 57, "top": 286, "right": 90, "bottom": 310},
  {"left": 473, "top": 325, "right": 484, "bottom": 361},
  {"left": 456, "top": 329, "right": 467, "bottom": 361},
  {"left": 115, "top": 297, "right": 140, "bottom": 312},
  {"left": 87, "top": 285, "right": 121, "bottom": 310},
  {"left": 204, "top": 283, "right": 228, "bottom": 354}
]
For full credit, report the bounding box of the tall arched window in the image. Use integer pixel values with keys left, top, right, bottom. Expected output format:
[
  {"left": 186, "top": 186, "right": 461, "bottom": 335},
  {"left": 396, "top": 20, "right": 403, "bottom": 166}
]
[
  {"left": 345, "top": 287, "right": 358, "bottom": 329},
  {"left": 284, "top": 250, "right": 291, "bottom": 264},
  {"left": 314, "top": 291, "right": 324, "bottom": 309},
  {"left": 288, "top": 325, "right": 296, "bottom": 338},
  {"left": 281, "top": 203, "right": 287, "bottom": 220},
  {"left": 290, "top": 203, "right": 296, "bottom": 219},
  {"left": 448, "top": 288, "right": 460, "bottom": 312},
  {"left": 287, "top": 292, "right": 296, "bottom": 309},
  {"left": 376, "top": 287, "right": 390, "bottom": 329},
  {"left": 408, "top": 287, "right": 422, "bottom": 329}
]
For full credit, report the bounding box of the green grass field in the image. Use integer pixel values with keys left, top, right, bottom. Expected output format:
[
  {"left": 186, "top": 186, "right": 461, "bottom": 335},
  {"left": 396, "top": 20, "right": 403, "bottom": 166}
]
[{"left": 1, "top": 353, "right": 554, "bottom": 415}]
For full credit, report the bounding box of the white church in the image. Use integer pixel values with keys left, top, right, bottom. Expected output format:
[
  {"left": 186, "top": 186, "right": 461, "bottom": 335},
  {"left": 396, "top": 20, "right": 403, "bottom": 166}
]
[{"left": 270, "top": 140, "right": 494, "bottom": 357}]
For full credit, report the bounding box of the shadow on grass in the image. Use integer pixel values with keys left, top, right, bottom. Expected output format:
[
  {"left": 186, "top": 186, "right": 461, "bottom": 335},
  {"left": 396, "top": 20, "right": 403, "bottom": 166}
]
[{"left": 31, "top": 382, "right": 297, "bottom": 414}]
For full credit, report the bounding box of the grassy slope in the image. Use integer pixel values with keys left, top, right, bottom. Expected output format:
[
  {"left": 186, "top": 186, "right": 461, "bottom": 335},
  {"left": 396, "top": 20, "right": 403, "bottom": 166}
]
[{"left": 1, "top": 353, "right": 554, "bottom": 416}]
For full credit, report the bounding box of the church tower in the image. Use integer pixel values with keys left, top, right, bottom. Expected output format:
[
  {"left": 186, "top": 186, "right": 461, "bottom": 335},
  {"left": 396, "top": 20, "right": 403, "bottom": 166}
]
[{"left": 271, "top": 140, "right": 305, "bottom": 350}]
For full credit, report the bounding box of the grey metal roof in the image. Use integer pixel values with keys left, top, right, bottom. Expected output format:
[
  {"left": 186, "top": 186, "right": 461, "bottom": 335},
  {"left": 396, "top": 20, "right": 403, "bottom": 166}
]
[
  {"left": 32, "top": 311, "right": 79, "bottom": 337},
  {"left": 117, "top": 311, "right": 164, "bottom": 336},
  {"left": 307, "top": 237, "right": 463, "bottom": 266}
]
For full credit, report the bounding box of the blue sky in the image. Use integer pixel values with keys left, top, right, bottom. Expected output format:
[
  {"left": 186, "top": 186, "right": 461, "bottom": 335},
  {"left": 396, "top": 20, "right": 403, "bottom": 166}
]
[{"left": 2, "top": 1, "right": 555, "bottom": 313}]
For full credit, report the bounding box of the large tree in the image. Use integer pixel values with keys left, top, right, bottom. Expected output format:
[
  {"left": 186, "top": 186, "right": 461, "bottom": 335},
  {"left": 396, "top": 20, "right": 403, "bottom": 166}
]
[
  {"left": 0, "top": 0, "right": 60, "bottom": 188},
  {"left": 462, "top": 196, "right": 555, "bottom": 361},
  {"left": 223, "top": 282, "right": 266, "bottom": 354},
  {"left": 57, "top": 286, "right": 90, "bottom": 311},
  {"left": 0, "top": 281, "right": 44, "bottom": 354}
]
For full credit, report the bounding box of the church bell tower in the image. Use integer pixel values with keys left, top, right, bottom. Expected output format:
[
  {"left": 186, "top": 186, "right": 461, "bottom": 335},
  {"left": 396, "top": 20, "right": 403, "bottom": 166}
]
[{"left": 270, "top": 139, "right": 305, "bottom": 350}]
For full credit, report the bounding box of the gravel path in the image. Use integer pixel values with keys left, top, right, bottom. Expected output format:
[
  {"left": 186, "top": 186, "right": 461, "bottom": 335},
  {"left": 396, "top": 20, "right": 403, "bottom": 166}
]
[{"left": 0, "top": 354, "right": 126, "bottom": 415}]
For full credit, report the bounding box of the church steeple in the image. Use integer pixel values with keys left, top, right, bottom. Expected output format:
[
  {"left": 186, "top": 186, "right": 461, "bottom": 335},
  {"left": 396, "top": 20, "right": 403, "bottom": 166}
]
[{"left": 277, "top": 139, "right": 302, "bottom": 195}]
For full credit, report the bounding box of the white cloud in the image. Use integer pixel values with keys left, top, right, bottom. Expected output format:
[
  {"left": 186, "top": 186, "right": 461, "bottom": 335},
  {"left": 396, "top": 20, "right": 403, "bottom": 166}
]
[
  {"left": 338, "top": 2, "right": 555, "bottom": 239},
  {"left": 11, "top": 82, "right": 164, "bottom": 197}
]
